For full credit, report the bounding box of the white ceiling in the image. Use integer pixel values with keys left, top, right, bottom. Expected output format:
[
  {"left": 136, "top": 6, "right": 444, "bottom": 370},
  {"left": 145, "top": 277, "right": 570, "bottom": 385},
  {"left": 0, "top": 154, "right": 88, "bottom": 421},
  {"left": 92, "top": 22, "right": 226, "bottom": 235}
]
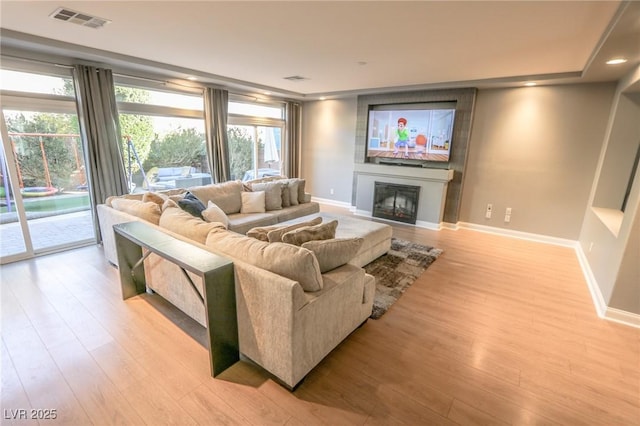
[{"left": 1, "top": 1, "right": 639, "bottom": 99}]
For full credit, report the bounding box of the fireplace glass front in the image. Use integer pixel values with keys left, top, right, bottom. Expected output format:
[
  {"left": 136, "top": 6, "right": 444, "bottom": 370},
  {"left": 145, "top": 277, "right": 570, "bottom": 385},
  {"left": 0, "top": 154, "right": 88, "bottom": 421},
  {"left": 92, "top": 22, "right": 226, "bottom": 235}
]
[{"left": 372, "top": 182, "right": 420, "bottom": 224}]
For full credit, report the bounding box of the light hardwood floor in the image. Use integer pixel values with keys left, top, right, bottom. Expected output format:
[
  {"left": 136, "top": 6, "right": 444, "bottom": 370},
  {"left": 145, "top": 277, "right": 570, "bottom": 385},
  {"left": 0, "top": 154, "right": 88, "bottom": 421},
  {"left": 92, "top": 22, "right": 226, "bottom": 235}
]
[{"left": 2, "top": 205, "right": 639, "bottom": 425}]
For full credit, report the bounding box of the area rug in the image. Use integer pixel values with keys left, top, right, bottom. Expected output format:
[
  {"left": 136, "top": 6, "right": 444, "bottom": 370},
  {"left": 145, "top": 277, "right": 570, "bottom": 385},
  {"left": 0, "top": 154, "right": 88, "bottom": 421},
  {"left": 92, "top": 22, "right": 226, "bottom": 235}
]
[{"left": 363, "top": 238, "right": 443, "bottom": 319}]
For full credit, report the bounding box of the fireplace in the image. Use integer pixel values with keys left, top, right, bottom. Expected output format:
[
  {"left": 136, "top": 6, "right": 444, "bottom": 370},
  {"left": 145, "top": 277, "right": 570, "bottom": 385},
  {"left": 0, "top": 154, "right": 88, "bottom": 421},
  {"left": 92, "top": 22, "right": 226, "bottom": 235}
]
[{"left": 372, "top": 182, "right": 420, "bottom": 224}]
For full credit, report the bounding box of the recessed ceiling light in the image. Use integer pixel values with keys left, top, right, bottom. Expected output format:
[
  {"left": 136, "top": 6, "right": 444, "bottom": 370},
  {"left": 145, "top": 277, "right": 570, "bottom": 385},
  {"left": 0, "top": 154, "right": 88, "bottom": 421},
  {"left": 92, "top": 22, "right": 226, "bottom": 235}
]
[
  {"left": 524, "top": 82, "right": 537, "bottom": 87},
  {"left": 319, "top": 96, "right": 327, "bottom": 101},
  {"left": 186, "top": 76, "right": 197, "bottom": 81},
  {"left": 606, "top": 58, "right": 627, "bottom": 65},
  {"left": 263, "top": 91, "right": 271, "bottom": 95}
]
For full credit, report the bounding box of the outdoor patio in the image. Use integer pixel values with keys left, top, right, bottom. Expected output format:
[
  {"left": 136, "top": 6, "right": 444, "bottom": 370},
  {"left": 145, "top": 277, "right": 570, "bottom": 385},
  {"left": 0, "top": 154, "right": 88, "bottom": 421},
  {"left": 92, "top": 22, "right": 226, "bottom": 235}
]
[{"left": 0, "top": 209, "right": 95, "bottom": 258}]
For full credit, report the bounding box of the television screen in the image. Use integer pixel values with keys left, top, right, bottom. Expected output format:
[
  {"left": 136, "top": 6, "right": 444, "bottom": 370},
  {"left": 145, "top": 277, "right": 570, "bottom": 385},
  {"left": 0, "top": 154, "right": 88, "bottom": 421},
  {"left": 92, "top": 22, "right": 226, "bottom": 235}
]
[{"left": 366, "top": 102, "right": 456, "bottom": 163}]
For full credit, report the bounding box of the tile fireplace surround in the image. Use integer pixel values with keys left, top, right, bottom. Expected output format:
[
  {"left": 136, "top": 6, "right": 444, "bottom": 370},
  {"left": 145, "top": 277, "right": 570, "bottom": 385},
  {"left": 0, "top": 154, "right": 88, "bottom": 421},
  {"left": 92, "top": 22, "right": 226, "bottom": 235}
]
[{"left": 353, "top": 163, "right": 454, "bottom": 229}]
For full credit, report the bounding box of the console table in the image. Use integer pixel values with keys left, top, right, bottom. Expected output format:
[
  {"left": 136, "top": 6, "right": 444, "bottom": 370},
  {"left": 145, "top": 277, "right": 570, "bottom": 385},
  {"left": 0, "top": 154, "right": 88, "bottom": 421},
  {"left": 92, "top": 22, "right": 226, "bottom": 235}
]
[{"left": 113, "top": 221, "right": 238, "bottom": 377}]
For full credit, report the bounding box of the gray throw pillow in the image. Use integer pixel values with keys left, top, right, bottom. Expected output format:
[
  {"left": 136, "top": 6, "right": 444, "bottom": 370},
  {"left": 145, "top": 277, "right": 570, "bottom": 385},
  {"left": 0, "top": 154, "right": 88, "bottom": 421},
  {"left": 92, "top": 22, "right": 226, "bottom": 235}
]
[
  {"left": 282, "top": 220, "right": 338, "bottom": 246},
  {"left": 302, "top": 238, "right": 364, "bottom": 273},
  {"left": 250, "top": 182, "right": 283, "bottom": 211},
  {"left": 246, "top": 216, "right": 322, "bottom": 242}
]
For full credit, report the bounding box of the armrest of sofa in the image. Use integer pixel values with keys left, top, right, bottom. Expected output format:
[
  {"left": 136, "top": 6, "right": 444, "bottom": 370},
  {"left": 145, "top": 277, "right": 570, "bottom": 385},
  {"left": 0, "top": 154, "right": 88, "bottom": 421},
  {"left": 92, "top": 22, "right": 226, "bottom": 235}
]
[{"left": 97, "top": 204, "right": 146, "bottom": 267}]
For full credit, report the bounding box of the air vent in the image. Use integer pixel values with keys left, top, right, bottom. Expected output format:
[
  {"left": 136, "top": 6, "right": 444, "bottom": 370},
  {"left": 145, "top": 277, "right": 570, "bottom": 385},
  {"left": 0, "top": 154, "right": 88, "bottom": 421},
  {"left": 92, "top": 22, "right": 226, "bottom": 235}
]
[
  {"left": 283, "top": 76, "right": 308, "bottom": 82},
  {"left": 49, "top": 7, "right": 111, "bottom": 29}
]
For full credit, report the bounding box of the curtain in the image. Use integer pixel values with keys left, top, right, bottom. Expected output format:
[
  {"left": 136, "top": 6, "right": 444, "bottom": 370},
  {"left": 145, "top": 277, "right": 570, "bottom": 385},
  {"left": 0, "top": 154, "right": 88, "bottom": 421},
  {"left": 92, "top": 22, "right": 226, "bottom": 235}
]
[
  {"left": 284, "top": 101, "right": 302, "bottom": 178},
  {"left": 204, "top": 87, "right": 230, "bottom": 183},
  {"left": 73, "top": 65, "right": 128, "bottom": 243}
]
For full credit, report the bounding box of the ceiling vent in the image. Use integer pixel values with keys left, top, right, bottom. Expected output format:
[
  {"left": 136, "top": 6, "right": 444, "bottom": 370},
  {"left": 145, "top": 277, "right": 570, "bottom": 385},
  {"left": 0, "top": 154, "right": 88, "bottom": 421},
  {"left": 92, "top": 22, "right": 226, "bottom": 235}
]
[
  {"left": 49, "top": 7, "right": 111, "bottom": 29},
  {"left": 283, "top": 76, "right": 308, "bottom": 82}
]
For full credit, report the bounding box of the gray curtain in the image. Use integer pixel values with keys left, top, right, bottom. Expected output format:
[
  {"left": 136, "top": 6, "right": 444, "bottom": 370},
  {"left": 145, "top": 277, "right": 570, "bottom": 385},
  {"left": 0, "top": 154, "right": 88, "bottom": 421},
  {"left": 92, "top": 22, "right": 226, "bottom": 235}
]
[
  {"left": 73, "top": 65, "right": 128, "bottom": 243},
  {"left": 204, "top": 87, "right": 230, "bottom": 183},
  {"left": 285, "top": 101, "right": 302, "bottom": 178}
]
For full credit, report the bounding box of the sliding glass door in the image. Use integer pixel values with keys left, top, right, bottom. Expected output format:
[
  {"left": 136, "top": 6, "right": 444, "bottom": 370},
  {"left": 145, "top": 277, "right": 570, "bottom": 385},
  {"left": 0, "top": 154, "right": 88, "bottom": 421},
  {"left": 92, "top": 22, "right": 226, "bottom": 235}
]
[{"left": 0, "top": 68, "right": 96, "bottom": 263}]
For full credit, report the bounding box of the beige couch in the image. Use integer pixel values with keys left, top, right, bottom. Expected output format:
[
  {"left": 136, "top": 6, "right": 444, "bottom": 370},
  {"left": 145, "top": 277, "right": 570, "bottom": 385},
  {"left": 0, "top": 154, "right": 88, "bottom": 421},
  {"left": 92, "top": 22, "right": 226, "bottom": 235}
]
[
  {"left": 98, "top": 179, "right": 320, "bottom": 267},
  {"left": 96, "top": 178, "right": 376, "bottom": 389}
]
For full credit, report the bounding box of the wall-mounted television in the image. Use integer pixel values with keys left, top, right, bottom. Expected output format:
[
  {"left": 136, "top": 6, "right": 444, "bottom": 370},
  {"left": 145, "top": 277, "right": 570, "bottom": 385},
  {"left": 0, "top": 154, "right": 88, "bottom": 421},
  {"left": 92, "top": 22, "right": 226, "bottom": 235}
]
[{"left": 366, "top": 101, "right": 456, "bottom": 165}]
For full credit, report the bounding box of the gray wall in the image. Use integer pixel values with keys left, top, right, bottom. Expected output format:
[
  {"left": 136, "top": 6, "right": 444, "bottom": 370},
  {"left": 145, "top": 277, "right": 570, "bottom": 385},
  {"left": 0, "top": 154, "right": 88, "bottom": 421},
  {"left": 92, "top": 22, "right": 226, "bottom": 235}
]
[
  {"left": 301, "top": 98, "right": 357, "bottom": 204},
  {"left": 460, "top": 83, "right": 615, "bottom": 239},
  {"left": 302, "top": 83, "right": 615, "bottom": 240}
]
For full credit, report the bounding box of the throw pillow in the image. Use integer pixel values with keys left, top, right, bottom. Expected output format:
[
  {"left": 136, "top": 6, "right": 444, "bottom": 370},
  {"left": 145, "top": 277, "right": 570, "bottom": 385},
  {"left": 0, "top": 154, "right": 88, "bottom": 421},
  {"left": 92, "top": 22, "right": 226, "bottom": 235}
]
[
  {"left": 297, "top": 179, "right": 307, "bottom": 203},
  {"left": 282, "top": 220, "right": 338, "bottom": 246},
  {"left": 178, "top": 192, "right": 206, "bottom": 219},
  {"left": 302, "top": 238, "right": 364, "bottom": 273},
  {"left": 281, "top": 183, "right": 291, "bottom": 207},
  {"left": 142, "top": 191, "right": 167, "bottom": 206},
  {"left": 267, "top": 216, "right": 323, "bottom": 243},
  {"left": 246, "top": 217, "right": 323, "bottom": 242},
  {"left": 162, "top": 199, "right": 179, "bottom": 211},
  {"left": 250, "top": 182, "right": 283, "bottom": 211},
  {"left": 189, "top": 180, "right": 243, "bottom": 214},
  {"left": 110, "top": 198, "right": 161, "bottom": 225},
  {"left": 241, "top": 191, "right": 266, "bottom": 214},
  {"left": 206, "top": 228, "right": 323, "bottom": 292},
  {"left": 159, "top": 206, "right": 225, "bottom": 244},
  {"left": 202, "top": 200, "right": 229, "bottom": 229},
  {"left": 287, "top": 179, "right": 300, "bottom": 206}
]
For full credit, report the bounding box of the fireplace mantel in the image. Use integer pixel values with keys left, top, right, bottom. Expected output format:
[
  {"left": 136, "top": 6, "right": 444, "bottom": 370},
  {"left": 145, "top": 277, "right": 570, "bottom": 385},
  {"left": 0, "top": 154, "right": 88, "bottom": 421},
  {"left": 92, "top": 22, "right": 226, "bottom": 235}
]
[
  {"left": 352, "top": 164, "right": 454, "bottom": 229},
  {"left": 354, "top": 163, "right": 454, "bottom": 182}
]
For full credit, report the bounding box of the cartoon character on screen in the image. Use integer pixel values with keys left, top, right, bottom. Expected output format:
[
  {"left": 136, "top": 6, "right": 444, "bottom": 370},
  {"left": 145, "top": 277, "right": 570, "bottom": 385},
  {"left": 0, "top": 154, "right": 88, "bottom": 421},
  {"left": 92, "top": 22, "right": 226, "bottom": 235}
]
[{"left": 393, "top": 117, "right": 410, "bottom": 157}]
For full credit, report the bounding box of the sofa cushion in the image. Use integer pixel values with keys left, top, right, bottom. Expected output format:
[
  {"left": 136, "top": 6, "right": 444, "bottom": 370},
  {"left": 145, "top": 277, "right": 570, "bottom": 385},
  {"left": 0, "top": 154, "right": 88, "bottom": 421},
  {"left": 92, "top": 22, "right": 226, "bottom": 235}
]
[
  {"left": 282, "top": 220, "right": 338, "bottom": 246},
  {"left": 281, "top": 183, "right": 291, "bottom": 208},
  {"left": 202, "top": 200, "right": 229, "bottom": 228},
  {"left": 227, "top": 213, "right": 278, "bottom": 235},
  {"left": 241, "top": 191, "right": 266, "bottom": 214},
  {"left": 206, "top": 228, "right": 323, "bottom": 292},
  {"left": 287, "top": 179, "right": 300, "bottom": 206},
  {"left": 162, "top": 199, "right": 179, "bottom": 211},
  {"left": 249, "top": 181, "right": 283, "bottom": 211},
  {"left": 142, "top": 191, "right": 166, "bottom": 207},
  {"left": 189, "top": 180, "right": 243, "bottom": 215},
  {"left": 111, "top": 198, "right": 161, "bottom": 225},
  {"left": 297, "top": 179, "right": 306, "bottom": 203},
  {"left": 267, "top": 216, "right": 323, "bottom": 243},
  {"left": 246, "top": 216, "right": 322, "bottom": 242},
  {"left": 160, "top": 207, "right": 225, "bottom": 244},
  {"left": 302, "top": 238, "right": 364, "bottom": 273},
  {"left": 178, "top": 192, "right": 207, "bottom": 219}
]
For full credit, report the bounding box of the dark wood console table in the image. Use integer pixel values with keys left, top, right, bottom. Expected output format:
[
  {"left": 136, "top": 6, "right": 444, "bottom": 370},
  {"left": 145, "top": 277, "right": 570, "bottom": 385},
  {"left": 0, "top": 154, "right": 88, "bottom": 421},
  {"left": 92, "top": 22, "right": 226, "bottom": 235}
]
[{"left": 113, "top": 221, "right": 238, "bottom": 377}]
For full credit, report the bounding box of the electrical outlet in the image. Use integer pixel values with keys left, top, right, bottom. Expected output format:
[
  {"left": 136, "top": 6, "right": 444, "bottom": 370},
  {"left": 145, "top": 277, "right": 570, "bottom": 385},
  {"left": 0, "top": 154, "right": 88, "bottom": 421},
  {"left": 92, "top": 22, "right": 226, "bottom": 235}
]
[
  {"left": 504, "top": 214, "right": 511, "bottom": 223},
  {"left": 485, "top": 203, "right": 492, "bottom": 219},
  {"left": 330, "top": 188, "right": 334, "bottom": 195}
]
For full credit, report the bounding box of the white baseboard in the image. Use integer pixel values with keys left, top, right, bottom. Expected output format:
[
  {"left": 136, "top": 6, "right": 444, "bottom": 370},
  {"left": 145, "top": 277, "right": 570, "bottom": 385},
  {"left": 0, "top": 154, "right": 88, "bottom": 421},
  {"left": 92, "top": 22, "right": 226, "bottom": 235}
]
[
  {"left": 605, "top": 307, "right": 640, "bottom": 328},
  {"left": 575, "top": 243, "right": 607, "bottom": 318},
  {"left": 311, "top": 196, "right": 353, "bottom": 209},
  {"left": 456, "top": 222, "right": 577, "bottom": 247}
]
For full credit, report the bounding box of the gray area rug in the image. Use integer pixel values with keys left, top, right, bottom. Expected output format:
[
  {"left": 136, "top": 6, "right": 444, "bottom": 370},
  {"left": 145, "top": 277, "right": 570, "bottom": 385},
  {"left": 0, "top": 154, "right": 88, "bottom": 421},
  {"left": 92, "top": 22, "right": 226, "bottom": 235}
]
[{"left": 363, "top": 238, "right": 443, "bottom": 319}]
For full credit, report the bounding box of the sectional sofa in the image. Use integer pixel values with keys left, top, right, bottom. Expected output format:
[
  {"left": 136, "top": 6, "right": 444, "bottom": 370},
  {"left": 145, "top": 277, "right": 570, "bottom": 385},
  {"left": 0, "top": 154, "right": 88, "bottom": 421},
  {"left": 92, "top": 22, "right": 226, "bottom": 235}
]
[{"left": 96, "top": 178, "right": 377, "bottom": 388}]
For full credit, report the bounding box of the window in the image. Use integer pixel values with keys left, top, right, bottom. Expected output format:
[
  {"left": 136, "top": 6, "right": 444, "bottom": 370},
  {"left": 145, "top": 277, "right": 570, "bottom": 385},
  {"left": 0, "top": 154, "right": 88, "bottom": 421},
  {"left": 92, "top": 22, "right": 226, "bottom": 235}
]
[
  {"left": 228, "top": 99, "right": 285, "bottom": 181},
  {"left": 114, "top": 83, "right": 210, "bottom": 192}
]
